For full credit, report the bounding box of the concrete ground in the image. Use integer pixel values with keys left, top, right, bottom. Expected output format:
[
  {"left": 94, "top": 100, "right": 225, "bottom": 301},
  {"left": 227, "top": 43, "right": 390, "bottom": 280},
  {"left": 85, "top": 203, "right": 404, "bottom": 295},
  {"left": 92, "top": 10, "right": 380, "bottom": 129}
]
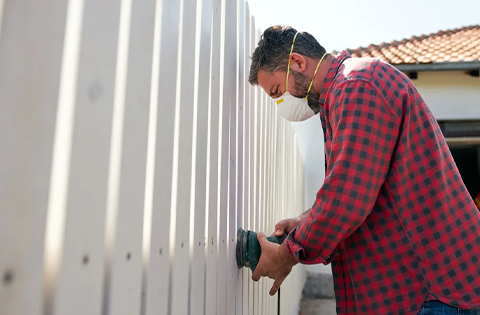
[
  {"left": 300, "top": 271, "right": 336, "bottom": 315},
  {"left": 299, "top": 298, "right": 337, "bottom": 315}
]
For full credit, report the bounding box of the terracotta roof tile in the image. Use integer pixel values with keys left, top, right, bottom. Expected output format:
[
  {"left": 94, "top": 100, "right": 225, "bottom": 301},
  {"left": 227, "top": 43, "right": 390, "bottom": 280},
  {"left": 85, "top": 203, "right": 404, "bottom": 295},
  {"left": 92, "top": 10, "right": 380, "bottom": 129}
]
[{"left": 347, "top": 25, "right": 480, "bottom": 64}]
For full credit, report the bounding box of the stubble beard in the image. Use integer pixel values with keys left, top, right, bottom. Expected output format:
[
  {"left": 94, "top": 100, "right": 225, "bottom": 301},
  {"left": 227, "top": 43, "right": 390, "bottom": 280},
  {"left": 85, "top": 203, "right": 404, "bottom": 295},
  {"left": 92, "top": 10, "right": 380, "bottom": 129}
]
[{"left": 290, "top": 70, "right": 321, "bottom": 114}]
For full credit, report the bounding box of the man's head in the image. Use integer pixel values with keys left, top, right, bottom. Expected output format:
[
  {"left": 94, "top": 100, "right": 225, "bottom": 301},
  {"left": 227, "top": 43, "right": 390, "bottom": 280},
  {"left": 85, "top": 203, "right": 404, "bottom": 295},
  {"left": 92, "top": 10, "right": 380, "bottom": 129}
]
[{"left": 249, "top": 26, "right": 327, "bottom": 114}]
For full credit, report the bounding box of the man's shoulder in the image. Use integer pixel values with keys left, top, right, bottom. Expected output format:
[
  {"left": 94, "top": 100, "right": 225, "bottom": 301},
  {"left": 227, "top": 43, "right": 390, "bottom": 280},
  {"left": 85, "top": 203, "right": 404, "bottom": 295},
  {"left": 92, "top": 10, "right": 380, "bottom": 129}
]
[
  {"left": 334, "top": 57, "right": 406, "bottom": 87},
  {"left": 328, "top": 56, "right": 411, "bottom": 117},
  {"left": 335, "top": 57, "right": 378, "bottom": 83}
]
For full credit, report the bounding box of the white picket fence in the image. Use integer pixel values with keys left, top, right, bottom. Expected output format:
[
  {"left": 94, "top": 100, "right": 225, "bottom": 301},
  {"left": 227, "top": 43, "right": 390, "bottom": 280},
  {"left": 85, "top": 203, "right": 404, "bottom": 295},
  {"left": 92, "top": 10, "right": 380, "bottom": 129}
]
[{"left": 0, "top": 0, "right": 306, "bottom": 314}]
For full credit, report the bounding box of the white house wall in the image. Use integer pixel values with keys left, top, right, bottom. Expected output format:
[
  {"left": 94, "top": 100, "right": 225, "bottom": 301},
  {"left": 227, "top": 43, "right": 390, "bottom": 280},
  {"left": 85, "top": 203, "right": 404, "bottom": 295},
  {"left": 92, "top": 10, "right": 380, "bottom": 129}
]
[
  {"left": 411, "top": 71, "right": 480, "bottom": 120},
  {"left": 0, "top": 1, "right": 306, "bottom": 315},
  {"left": 291, "top": 120, "right": 331, "bottom": 275}
]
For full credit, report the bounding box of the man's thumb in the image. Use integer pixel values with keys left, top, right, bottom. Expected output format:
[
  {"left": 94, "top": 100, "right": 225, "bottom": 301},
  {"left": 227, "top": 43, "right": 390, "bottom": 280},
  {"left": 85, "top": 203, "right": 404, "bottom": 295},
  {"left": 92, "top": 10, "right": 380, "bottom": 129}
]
[{"left": 274, "top": 221, "right": 286, "bottom": 236}]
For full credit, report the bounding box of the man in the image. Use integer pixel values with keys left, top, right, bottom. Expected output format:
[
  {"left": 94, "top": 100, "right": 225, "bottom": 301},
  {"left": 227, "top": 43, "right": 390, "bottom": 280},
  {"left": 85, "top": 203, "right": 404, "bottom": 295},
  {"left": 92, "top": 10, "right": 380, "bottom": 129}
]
[{"left": 248, "top": 25, "right": 480, "bottom": 315}]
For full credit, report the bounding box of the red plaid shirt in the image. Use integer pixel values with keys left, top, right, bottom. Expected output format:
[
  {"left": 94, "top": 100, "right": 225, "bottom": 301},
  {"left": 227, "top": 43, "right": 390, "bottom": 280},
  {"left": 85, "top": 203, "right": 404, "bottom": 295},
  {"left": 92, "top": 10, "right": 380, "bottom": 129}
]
[{"left": 284, "top": 51, "right": 480, "bottom": 314}]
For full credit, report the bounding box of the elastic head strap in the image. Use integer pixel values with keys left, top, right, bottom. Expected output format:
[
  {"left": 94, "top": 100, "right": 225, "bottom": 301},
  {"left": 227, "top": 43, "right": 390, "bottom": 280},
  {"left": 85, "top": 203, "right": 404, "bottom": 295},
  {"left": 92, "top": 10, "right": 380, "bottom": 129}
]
[
  {"left": 286, "top": 32, "right": 299, "bottom": 93},
  {"left": 304, "top": 52, "right": 327, "bottom": 101}
]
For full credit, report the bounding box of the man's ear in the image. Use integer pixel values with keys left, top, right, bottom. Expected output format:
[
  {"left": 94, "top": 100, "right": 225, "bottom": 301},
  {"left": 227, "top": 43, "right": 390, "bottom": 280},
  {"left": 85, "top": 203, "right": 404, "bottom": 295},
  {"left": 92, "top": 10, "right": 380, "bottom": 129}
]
[{"left": 289, "top": 53, "right": 307, "bottom": 72}]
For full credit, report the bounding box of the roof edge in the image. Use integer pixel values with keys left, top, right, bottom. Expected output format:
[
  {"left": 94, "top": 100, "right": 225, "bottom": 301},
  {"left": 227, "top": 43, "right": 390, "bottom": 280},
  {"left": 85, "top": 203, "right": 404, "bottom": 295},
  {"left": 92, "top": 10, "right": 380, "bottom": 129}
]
[
  {"left": 394, "top": 61, "right": 480, "bottom": 72},
  {"left": 348, "top": 24, "right": 480, "bottom": 54}
]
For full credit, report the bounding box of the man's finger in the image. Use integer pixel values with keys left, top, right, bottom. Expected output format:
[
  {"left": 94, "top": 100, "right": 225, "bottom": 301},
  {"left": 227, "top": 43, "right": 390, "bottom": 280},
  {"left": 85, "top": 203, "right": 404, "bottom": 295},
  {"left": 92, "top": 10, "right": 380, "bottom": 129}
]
[
  {"left": 269, "top": 277, "right": 285, "bottom": 296},
  {"left": 251, "top": 265, "right": 264, "bottom": 282}
]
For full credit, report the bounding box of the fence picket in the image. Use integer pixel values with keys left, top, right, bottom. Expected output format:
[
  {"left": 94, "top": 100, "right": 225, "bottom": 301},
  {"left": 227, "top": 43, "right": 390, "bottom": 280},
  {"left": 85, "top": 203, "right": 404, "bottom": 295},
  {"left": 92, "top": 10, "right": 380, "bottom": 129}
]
[
  {"left": 0, "top": 1, "right": 69, "bottom": 314},
  {"left": 103, "top": 0, "right": 156, "bottom": 314},
  {"left": 143, "top": 0, "right": 182, "bottom": 314},
  {"left": 189, "top": 0, "right": 213, "bottom": 314}
]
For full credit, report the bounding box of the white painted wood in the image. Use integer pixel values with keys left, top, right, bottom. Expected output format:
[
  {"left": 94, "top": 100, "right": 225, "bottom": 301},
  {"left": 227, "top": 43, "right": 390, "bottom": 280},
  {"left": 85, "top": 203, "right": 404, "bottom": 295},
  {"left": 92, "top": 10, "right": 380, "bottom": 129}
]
[
  {"left": 265, "top": 102, "right": 272, "bottom": 237},
  {"left": 264, "top": 89, "right": 270, "bottom": 314},
  {"left": 267, "top": 110, "right": 277, "bottom": 315},
  {"left": 143, "top": 0, "right": 181, "bottom": 314},
  {"left": 225, "top": 0, "right": 238, "bottom": 313},
  {"left": 205, "top": 0, "right": 222, "bottom": 313},
  {"left": 169, "top": 0, "right": 198, "bottom": 315},
  {"left": 262, "top": 93, "right": 268, "bottom": 236},
  {"left": 235, "top": 0, "right": 245, "bottom": 314},
  {"left": 256, "top": 85, "right": 262, "bottom": 315},
  {"left": 189, "top": 0, "right": 212, "bottom": 314},
  {"left": 49, "top": 1, "right": 121, "bottom": 314},
  {"left": 41, "top": 0, "right": 84, "bottom": 313},
  {"left": 242, "top": 3, "right": 252, "bottom": 315},
  {"left": 272, "top": 109, "right": 280, "bottom": 315},
  {"left": 0, "top": 1, "right": 68, "bottom": 314},
  {"left": 248, "top": 12, "right": 256, "bottom": 315},
  {"left": 258, "top": 91, "right": 265, "bottom": 314},
  {"left": 217, "top": 0, "right": 230, "bottom": 311},
  {"left": 103, "top": 1, "right": 155, "bottom": 314}
]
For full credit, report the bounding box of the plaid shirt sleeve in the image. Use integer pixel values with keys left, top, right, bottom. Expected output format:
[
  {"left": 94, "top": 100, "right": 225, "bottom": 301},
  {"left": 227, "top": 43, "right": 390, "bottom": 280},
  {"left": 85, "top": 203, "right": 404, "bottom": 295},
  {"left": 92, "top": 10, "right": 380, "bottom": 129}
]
[{"left": 284, "top": 79, "right": 401, "bottom": 264}]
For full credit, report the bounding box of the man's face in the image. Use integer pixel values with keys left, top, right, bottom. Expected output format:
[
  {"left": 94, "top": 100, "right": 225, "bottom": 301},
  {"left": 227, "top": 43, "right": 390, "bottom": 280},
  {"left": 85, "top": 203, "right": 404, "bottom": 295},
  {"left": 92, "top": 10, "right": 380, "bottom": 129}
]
[{"left": 257, "top": 56, "right": 321, "bottom": 113}]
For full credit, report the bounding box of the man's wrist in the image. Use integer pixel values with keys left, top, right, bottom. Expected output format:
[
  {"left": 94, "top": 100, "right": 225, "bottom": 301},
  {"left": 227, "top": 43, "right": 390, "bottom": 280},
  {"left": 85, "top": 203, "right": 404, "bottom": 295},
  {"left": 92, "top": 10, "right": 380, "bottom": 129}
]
[{"left": 280, "top": 241, "right": 299, "bottom": 266}]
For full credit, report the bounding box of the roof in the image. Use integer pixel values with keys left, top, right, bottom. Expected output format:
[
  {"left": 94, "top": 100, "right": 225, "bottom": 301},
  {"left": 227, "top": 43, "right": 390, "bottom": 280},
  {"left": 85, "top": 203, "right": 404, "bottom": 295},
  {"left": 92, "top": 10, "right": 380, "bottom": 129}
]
[{"left": 347, "top": 25, "right": 480, "bottom": 65}]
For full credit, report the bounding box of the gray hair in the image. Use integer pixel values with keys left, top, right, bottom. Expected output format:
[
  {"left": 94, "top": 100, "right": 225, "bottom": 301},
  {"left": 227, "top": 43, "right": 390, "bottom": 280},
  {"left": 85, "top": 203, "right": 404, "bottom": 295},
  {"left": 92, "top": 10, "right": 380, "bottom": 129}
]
[{"left": 249, "top": 25, "right": 326, "bottom": 85}]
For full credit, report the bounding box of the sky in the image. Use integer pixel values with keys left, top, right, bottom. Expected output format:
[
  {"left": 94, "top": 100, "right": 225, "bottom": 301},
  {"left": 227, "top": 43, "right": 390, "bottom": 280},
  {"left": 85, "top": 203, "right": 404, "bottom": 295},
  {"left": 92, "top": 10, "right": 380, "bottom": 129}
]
[{"left": 249, "top": 0, "right": 480, "bottom": 52}]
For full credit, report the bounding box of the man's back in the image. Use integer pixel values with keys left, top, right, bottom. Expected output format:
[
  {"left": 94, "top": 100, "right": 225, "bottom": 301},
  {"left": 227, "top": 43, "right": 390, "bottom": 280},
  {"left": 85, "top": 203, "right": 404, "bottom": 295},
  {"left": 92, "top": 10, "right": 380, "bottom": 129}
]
[{"left": 320, "top": 52, "right": 480, "bottom": 314}]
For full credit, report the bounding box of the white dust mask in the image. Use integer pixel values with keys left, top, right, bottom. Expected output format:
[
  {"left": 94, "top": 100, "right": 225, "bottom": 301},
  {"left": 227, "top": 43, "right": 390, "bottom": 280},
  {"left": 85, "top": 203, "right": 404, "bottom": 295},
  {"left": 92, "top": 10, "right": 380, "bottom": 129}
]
[
  {"left": 275, "top": 93, "right": 316, "bottom": 122},
  {"left": 273, "top": 32, "right": 326, "bottom": 122}
]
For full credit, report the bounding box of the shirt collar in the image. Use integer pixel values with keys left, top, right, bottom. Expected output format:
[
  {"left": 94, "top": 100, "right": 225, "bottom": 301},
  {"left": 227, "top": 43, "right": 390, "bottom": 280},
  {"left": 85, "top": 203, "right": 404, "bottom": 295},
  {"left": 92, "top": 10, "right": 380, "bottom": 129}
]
[{"left": 318, "top": 50, "right": 351, "bottom": 105}]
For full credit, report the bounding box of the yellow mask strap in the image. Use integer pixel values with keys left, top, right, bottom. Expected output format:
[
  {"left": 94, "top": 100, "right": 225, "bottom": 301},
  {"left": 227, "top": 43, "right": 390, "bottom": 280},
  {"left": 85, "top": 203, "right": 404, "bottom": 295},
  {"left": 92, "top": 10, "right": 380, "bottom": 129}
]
[
  {"left": 286, "top": 32, "right": 299, "bottom": 93},
  {"left": 304, "top": 52, "right": 327, "bottom": 101}
]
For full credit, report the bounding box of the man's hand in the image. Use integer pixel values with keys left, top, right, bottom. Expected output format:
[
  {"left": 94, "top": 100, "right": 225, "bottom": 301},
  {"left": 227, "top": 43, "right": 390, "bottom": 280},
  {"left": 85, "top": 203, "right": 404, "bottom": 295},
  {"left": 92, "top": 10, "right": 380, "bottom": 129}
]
[
  {"left": 251, "top": 232, "right": 298, "bottom": 295},
  {"left": 273, "top": 208, "right": 311, "bottom": 236}
]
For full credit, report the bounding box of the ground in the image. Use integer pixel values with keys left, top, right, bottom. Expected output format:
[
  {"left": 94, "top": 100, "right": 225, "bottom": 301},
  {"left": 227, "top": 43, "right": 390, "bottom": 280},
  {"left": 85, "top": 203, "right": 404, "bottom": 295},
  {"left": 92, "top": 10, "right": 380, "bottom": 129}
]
[{"left": 299, "top": 298, "right": 336, "bottom": 315}]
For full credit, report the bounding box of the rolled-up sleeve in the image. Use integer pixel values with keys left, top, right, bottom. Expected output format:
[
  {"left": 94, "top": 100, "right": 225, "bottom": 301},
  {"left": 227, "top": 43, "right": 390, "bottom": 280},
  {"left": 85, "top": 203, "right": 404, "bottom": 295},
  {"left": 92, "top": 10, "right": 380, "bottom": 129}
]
[{"left": 284, "top": 79, "right": 401, "bottom": 264}]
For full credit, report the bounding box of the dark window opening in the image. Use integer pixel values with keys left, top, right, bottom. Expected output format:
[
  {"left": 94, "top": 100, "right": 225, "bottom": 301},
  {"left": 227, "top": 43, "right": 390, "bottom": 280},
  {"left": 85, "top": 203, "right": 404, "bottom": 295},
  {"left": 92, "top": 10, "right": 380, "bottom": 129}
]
[
  {"left": 449, "top": 146, "right": 480, "bottom": 201},
  {"left": 439, "top": 120, "right": 480, "bottom": 205}
]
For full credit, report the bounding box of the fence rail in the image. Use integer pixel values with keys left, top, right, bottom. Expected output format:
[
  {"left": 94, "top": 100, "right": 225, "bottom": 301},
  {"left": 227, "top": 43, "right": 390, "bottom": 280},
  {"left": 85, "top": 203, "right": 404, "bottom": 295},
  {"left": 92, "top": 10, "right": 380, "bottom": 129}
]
[{"left": 0, "top": 0, "right": 305, "bottom": 314}]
